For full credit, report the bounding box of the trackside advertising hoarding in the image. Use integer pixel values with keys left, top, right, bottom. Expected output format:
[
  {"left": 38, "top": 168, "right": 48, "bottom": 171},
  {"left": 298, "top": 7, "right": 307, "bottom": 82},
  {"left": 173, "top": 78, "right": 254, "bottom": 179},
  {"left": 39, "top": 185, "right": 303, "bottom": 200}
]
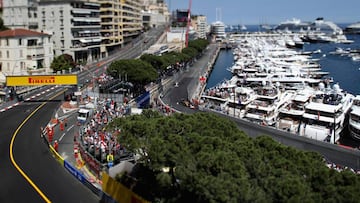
[{"left": 6, "top": 74, "right": 78, "bottom": 86}]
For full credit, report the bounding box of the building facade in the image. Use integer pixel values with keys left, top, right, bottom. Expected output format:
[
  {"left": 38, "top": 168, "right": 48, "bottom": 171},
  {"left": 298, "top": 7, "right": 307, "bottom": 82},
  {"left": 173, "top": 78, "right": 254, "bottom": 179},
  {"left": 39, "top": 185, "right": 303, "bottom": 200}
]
[
  {"left": 2, "top": 0, "right": 38, "bottom": 30},
  {"left": 141, "top": 0, "right": 170, "bottom": 29},
  {"left": 191, "top": 15, "right": 207, "bottom": 39},
  {"left": 99, "top": 0, "right": 143, "bottom": 57},
  {"left": 38, "top": 0, "right": 101, "bottom": 64},
  {"left": 0, "top": 28, "right": 53, "bottom": 78}
]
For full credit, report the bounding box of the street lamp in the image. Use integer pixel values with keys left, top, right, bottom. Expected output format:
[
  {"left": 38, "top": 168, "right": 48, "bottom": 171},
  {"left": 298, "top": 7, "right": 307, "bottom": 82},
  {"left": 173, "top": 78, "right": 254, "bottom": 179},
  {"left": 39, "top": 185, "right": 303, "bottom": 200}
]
[
  {"left": 233, "top": 87, "right": 236, "bottom": 117},
  {"left": 333, "top": 109, "right": 336, "bottom": 144}
]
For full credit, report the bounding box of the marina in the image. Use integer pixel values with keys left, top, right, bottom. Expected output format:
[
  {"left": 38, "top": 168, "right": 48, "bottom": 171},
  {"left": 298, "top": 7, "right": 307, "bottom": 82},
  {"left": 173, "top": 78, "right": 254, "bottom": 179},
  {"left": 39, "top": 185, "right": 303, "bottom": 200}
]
[{"left": 200, "top": 24, "right": 360, "bottom": 148}]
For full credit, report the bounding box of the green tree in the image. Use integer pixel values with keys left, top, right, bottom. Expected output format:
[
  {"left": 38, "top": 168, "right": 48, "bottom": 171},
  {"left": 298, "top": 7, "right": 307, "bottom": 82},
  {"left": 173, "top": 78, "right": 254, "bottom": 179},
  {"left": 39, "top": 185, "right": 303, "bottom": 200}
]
[
  {"left": 50, "top": 54, "right": 76, "bottom": 73},
  {"left": 107, "top": 59, "right": 158, "bottom": 94},
  {"left": 188, "top": 38, "right": 209, "bottom": 53},
  {"left": 106, "top": 111, "right": 360, "bottom": 202},
  {"left": 140, "top": 54, "right": 165, "bottom": 70}
]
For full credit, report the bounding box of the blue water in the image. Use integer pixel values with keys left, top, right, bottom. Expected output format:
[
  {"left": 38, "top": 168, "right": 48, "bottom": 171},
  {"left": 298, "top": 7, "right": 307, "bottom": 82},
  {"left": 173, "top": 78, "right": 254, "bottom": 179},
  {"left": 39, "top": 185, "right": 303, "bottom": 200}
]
[
  {"left": 205, "top": 50, "right": 233, "bottom": 89},
  {"left": 305, "top": 34, "right": 360, "bottom": 95},
  {"left": 206, "top": 27, "right": 360, "bottom": 95}
]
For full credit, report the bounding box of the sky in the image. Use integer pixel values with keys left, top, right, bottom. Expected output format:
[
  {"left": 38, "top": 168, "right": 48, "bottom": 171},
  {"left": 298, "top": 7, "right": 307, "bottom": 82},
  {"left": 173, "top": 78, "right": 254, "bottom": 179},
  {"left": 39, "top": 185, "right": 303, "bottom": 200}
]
[{"left": 166, "top": 0, "right": 360, "bottom": 25}]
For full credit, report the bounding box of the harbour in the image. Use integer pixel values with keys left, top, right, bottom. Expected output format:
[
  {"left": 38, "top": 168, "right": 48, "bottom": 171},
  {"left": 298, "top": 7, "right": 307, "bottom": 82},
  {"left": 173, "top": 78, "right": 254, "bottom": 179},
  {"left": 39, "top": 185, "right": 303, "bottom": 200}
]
[{"left": 200, "top": 24, "right": 360, "bottom": 149}]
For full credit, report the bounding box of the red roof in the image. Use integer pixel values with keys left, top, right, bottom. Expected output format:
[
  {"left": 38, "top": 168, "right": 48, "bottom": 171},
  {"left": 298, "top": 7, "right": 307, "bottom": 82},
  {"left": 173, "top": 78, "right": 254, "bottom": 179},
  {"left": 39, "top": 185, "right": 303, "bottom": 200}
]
[{"left": 0, "top": 29, "right": 50, "bottom": 38}]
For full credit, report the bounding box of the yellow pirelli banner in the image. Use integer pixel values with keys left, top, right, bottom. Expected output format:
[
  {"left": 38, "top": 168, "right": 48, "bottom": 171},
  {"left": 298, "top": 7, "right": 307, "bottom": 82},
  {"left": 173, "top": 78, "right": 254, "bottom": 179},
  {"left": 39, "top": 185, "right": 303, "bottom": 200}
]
[{"left": 6, "top": 74, "right": 78, "bottom": 86}]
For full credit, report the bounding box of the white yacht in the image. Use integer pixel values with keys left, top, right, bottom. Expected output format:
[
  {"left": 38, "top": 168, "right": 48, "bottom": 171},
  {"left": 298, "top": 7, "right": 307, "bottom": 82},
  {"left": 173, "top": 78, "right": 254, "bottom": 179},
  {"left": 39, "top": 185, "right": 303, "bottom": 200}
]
[
  {"left": 276, "top": 87, "right": 315, "bottom": 133},
  {"left": 201, "top": 78, "right": 256, "bottom": 117},
  {"left": 244, "top": 82, "right": 292, "bottom": 126},
  {"left": 275, "top": 17, "right": 350, "bottom": 44},
  {"left": 225, "top": 86, "right": 257, "bottom": 118},
  {"left": 348, "top": 95, "right": 360, "bottom": 140},
  {"left": 344, "top": 22, "right": 360, "bottom": 34},
  {"left": 299, "top": 83, "right": 354, "bottom": 144}
]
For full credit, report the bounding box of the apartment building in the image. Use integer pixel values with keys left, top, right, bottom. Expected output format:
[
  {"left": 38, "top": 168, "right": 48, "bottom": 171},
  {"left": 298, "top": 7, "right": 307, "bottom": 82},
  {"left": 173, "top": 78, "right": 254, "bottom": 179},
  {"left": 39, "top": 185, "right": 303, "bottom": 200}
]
[
  {"left": 99, "top": 0, "right": 143, "bottom": 57},
  {"left": 192, "top": 15, "right": 207, "bottom": 39},
  {"left": 2, "top": 0, "right": 38, "bottom": 30},
  {"left": 2, "top": 0, "right": 169, "bottom": 65},
  {"left": 0, "top": 28, "right": 53, "bottom": 78},
  {"left": 38, "top": 0, "right": 101, "bottom": 64},
  {"left": 141, "top": 0, "right": 170, "bottom": 29}
]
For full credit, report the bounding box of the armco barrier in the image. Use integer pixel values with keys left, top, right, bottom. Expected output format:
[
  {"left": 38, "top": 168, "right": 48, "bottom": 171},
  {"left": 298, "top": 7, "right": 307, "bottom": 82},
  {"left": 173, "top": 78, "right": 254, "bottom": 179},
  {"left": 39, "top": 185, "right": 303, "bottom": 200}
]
[
  {"left": 41, "top": 126, "right": 110, "bottom": 201},
  {"left": 64, "top": 160, "right": 85, "bottom": 183}
]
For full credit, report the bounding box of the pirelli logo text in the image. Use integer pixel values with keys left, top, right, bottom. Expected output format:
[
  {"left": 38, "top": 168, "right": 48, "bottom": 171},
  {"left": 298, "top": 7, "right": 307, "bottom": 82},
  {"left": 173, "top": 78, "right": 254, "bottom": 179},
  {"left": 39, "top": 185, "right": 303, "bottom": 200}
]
[
  {"left": 28, "top": 76, "right": 55, "bottom": 84},
  {"left": 6, "top": 74, "right": 77, "bottom": 86}
]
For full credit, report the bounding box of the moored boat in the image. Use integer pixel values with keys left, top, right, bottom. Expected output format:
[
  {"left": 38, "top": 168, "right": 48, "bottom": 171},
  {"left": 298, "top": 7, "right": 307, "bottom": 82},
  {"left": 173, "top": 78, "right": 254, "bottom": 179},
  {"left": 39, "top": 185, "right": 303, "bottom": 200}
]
[
  {"left": 348, "top": 95, "right": 360, "bottom": 140},
  {"left": 299, "top": 83, "right": 354, "bottom": 144}
]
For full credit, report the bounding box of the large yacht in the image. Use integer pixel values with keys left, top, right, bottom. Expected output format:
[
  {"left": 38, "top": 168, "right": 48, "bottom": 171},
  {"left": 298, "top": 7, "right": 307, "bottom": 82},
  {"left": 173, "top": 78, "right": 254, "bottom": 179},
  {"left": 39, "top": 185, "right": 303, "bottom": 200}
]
[
  {"left": 299, "top": 83, "right": 354, "bottom": 144},
  {"left": 201, "top": 78, "right": 256, "bottom": 118},
  {"left": 344, "top": 22, "right": 360, "bottom": 34},
  {"left": 274, "top": 17, "right": 350, "bottom": 44},
  {"left": 244, "top": 82, "right": 293, "bottom": 126},
  {"left": 276, "top": 87, "right": 315, "bottom": 133},
  {"left": 274, "top": 18, "right": 310, "bottom": 32},
  {"left": 348, "top": 95, "right": 360, "bottom": 140}
]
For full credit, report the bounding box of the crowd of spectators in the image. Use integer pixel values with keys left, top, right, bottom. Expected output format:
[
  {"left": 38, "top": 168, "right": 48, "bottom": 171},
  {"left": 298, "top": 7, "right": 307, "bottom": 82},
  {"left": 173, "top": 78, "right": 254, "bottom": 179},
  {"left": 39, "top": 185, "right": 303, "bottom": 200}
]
[{"left": 78, "top": 97, "right": 133, "bottom": 166}]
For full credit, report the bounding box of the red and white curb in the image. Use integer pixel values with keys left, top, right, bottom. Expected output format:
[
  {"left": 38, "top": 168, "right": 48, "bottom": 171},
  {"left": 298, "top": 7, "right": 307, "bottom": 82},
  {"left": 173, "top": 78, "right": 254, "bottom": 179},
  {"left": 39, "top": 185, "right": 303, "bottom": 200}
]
[
  {"left": 0, "top": 102, "right": 20, "bottom": 112},
  {"left": 0, "top": 86, "right": 57, "bottom": 113}
]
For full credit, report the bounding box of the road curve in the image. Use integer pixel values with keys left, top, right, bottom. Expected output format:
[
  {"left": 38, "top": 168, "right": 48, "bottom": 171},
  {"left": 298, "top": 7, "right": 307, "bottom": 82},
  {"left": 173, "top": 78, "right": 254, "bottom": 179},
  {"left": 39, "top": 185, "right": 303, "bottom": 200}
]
[{"left": 0, "top": 89, "right": 99, "bottom": 202}]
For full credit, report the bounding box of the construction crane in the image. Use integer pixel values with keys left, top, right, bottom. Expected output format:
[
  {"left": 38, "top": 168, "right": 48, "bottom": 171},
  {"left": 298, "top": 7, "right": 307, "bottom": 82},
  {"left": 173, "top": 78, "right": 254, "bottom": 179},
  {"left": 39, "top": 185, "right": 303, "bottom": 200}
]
[{"left": 185, "top": 0, "right": 192, "bottom": 48}]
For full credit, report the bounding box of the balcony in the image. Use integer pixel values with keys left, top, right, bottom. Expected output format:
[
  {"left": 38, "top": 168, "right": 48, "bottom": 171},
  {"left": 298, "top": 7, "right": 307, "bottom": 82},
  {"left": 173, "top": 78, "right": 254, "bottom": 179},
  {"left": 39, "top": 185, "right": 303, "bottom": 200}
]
[
  {"left": 72, "top": 18, "right": 101, "bottom": 28},
  {"left": 27, "top": 46, "right": 45, "bottom": 55},
  {"left": 71, "top": 38, "right": 101, "bottom": 50}
]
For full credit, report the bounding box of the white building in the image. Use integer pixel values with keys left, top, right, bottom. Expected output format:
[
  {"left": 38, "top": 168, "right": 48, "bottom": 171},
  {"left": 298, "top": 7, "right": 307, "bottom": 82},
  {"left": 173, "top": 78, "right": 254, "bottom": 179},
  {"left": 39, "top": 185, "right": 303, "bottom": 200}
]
[
  {"left": 0, "top": 28, "right": 53, "bottom": 82},
  {"left": 210, "top": 21, "right": 226, "bottom": 40},
  {"left": 38, "top": 0, "right": 101, "bottom": 64},
  {"left": 2, "top": 0, "right": 38, "bottom": 30},
  {"left": 192, "top": 15, "right": 207, "bottom": 39}
]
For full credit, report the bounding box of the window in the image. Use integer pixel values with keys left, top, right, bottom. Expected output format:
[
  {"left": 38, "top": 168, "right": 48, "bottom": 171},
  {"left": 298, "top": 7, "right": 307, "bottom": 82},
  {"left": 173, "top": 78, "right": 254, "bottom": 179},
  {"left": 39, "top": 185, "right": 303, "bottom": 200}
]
[
  {"left": 20, "top": 50, "right": 23, "bottom": 57},
  {"left": 19, "top": 38, "right": 22, "bottom": 45},
  {"left": 0, "top": 51, "right": 2, "bottom": 58},
  {"left": 6, "top": 51, "right": 9, "bottom": 58},
  {"left": 21, "top": 62, "right": 25, "bottom": 70},
  {"left": 6, "top": 39, "right": 9, "bottom": 46}
]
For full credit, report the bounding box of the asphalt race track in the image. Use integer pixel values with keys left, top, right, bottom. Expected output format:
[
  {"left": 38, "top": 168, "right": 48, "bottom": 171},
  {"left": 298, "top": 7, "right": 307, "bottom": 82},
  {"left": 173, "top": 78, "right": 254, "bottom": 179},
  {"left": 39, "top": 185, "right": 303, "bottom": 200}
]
[{"left": 0, "top": 91, "right": 98, "bottom": 202}]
